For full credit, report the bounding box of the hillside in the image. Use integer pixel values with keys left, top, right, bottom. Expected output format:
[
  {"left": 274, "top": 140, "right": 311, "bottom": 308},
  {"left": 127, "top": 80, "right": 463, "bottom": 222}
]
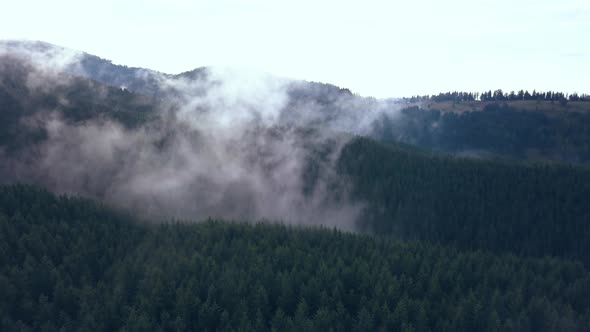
[
  {"left": 374, "top": 103, "right": 590, "bottom": 163},
  {"left": 4, "top": 40, "right": 590, "bottom": 165},
  {"left": 1, "top": 186, "right": 589, "bottom": 331},
  {"left": 2, "top": 48, "right": 590, "bottom": 264},
  {"left": 339, "top": 137, "right": 590, "bottom": 264}
]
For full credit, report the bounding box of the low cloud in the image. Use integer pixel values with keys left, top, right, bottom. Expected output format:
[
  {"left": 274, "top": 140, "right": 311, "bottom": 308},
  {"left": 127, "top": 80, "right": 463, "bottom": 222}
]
[{"left": 1, "top": 49, "right": 376, "bottom": 230}]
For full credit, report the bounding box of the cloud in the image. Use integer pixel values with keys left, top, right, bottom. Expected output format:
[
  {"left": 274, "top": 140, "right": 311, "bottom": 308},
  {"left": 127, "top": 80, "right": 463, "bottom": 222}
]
[
  {"left": 1, "top": 51, "right": 370, "bottom": 230},
  {"left": 0, "top": 40, "right": 83, "bottom": 74}
]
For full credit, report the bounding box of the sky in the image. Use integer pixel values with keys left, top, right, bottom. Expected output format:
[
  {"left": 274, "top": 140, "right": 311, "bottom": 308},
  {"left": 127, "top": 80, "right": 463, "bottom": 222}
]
[{"left": 1, "top": 0, "right": 588, "bottom": 98}]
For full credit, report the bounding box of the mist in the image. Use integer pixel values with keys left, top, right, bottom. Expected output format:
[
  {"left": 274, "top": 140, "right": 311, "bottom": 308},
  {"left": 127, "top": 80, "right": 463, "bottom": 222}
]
[{"left": 0, "top": 42, "right": 409, "bottom": 230}]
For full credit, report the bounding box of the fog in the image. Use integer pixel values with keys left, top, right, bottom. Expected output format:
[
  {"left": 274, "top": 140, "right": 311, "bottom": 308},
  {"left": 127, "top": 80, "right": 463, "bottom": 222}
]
[{"left": 0, "top": 41, "right": 406, "bottom": 230}]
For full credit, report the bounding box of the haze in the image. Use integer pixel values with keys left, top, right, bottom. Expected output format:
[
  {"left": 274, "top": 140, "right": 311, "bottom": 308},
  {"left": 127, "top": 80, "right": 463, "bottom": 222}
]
[{"left": 1, "top": 0, "right": 588, "bottom": 98}]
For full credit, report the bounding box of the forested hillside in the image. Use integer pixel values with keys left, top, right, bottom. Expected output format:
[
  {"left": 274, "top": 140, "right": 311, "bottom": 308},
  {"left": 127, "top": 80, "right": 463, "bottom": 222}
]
[
  {"left": 1, "top": 186, "right": 589, "bottom": 331},
  {"left": 2, "top": 53, "right": 590, "bottom": 264},
  {"left": 373, "top": 103, "right": 590, "bottom": 164},
  {"left": 338, "top": 138, "right": 590, "bottom": 264}
]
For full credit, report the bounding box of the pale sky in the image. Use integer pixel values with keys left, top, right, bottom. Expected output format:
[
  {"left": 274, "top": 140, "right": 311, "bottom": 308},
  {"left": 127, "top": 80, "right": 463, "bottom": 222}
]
[{"left": 1, "top": 0, "right": 588, "bottom": 98}]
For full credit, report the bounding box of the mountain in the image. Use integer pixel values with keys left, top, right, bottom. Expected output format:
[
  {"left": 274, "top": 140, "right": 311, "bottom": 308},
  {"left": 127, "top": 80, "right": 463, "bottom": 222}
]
[
  {"left": 4, "top": 40, "right": 590, "bottom": 165},
  {"left": 1, "top": 44, "right": 590, "bottom": 262},
  {"left": 0, "top": 40, "right": 168, "bottom": 96},
  {"left": 0, "top": 53, "right": 157, "bottom": 153}
]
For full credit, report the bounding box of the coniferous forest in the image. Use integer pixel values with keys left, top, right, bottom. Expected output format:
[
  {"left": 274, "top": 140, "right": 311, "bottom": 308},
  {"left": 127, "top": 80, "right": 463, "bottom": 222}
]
[
  {"left": 340, "top": 137, "right": 590, "bottom": 264},
  {"left": 2, "top": 186, "right": 590, "bottom": 331}
]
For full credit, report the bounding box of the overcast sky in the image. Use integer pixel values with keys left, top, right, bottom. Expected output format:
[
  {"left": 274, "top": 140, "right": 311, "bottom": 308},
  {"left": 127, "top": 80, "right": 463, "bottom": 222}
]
[{"left": 1, "top": 0, "right": 588, "bottom": 98}]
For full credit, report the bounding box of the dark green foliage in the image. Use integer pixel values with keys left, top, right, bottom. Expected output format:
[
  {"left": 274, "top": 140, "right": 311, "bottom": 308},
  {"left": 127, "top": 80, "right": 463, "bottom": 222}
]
[
  {"left": 339, "top": 137, "right": 590, "bottom": 264},
  {"left": 0, "top": 185, "right": 144, "bottom": 331},
  {"left": 374, "top": 105, "right": 590, "bottom": 164},
  {"left": 1, "top": 185, "right": 589, "bottom": 331}
]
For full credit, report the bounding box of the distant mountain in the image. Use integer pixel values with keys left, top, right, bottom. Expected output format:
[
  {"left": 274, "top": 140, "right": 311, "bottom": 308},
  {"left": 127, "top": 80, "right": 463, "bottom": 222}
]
[
  {"left": 3, "top": 39, "right": 590, "bottom": 166},
  {"left": 0, "top": 40, "right": 365, "bottom": 101},
  {"left": 0, "top": 40, "right": 354, "bottom": 101},
  {"left": 0, "top": 53, "right": 157, "bottom": 152},
  {"left": 0, "top": 40, "right": 170, "bottom": 96}
]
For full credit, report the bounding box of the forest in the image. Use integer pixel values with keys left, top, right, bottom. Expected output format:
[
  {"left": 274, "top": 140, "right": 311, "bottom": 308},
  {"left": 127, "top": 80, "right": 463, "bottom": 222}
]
[
  {"left": 403, "top": 90, "right": 590, "bottom": 103},
  {"left": 372, "top": 104, "right": 590, "bottom": 164},
  {"left": 339, "top": 137, "right": 590, "bottom": 264},
  {"left": 1, "top": 185, "right": 590, "bottom": 331}
]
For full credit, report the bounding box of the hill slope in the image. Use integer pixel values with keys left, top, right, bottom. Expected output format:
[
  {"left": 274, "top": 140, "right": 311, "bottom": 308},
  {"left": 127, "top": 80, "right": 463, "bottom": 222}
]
[
  {"left": 374, "top": 103, "right": 590, "bottom": 163},
  {"left": 339, "top": 137, "right": 590, "bottom": 263},
  {"left": 4, "top": 40, "right": 590, "bottom": 165},
  {"left": 1, "top": 186, "right": 589, "bottom": 332},
  {"left": 1, "top": 53, "right": 590, "bottom": 264}
]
